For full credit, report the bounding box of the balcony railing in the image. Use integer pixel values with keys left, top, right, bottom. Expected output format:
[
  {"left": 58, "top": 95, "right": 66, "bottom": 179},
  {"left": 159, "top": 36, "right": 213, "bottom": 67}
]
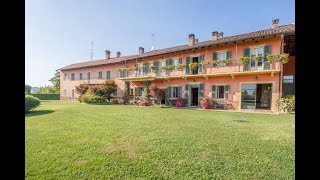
[{"left": 116, "top": 61, "right": 281, "bottom": 79}]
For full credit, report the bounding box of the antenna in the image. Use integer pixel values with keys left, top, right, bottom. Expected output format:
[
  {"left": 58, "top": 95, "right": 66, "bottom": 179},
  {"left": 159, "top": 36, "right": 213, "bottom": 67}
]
[
  {"left": 150, "top": 33, "right": 155, "bottom": 51},
  {"left": 90, "top": 41, "right": 94, "bottom": 61}
]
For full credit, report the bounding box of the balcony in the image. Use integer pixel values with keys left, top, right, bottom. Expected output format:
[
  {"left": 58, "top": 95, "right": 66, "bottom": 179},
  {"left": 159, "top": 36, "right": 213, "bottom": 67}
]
[{"left": 116, "top": 61, "right": 281, "bottom": 81}]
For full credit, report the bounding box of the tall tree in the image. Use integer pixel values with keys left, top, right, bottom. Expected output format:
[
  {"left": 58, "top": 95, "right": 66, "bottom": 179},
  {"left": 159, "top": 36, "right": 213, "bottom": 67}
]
[
  {"left": 49, "top": 70, "right": 60, "bottom": 93},
  {"left": 25, "top": 84, "right": 31, "bottom": 94}
]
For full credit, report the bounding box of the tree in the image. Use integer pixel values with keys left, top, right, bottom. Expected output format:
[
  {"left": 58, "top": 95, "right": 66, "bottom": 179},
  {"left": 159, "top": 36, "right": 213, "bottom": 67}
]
[
  {"left": 75, "top": 84, "right": 89, "bottom": 96},
  {"left": 150, "top": 84, "right": 165, "bottom": 105},
  {"left": 25, "top": 84, "right": 31, "bottom": 94},
  {"left": 96, "top": 80, "right": 117, "bottom": 102},
  {"left": 48, "top": 70, "right": 60, "bottom": 93}
]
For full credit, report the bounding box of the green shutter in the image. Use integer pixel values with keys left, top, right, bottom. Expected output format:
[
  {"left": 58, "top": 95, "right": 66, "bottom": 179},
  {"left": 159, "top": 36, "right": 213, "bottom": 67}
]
[
  {"left": 165, "top": 59, "right": 170, "bottom": 75},
  {"left": 198, "top": 55, "right": 203, "bottom": 74},
  {"left": 264, "top": 45, "right": 271, "bottom": 70},
  {"left": 178, "top": 86, "right": 182, "bottom": 98},
  {"left": 165, "top": 87, "right": 171, "bottom": 105},
  {"left": 146, "top": 63, "right": 150, "bottom": 73},
  {"left": 186, "top": 56, "right": 190, "bottom": 75},
  {"left": 226, "top": 51, "right": 231, "bottom": 59},
  {"left": 199, "top": 83, "right": 204, "bottom": 100},
  {"left": 213, "top": 52, "right": 217, "bottom": 60},
  {"left": 212, "top": 85, "right": 217, "bottom": 98},
  {"left": 178, "top": 58, "right": 182, "bottom": 64},
  {"left": 224, "top": 85, "right": 230, "bottom": 99},
  {"left": 169, "top": 59, "right": 173, "bottom": 65},
  {"left": 154, "top": 61, "right": 159, "bottom": 75},
  {"left": 243, "top": 48, "right": 250, "bottom": 71},
  {"left": 184, "top": 84, "right": 189, "bottom": 106},
  {"left": 143, "top": 63, "right": 147, "bottom": 75}
]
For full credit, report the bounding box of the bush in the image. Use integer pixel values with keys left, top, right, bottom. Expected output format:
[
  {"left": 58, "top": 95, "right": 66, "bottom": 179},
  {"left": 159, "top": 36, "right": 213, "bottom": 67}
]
[
  {"left": 200, "top": 97, "right": 214, "bottom": 109},
  {"left": 111, "top": 99, "right": 119, "bottom": 104},
  {"left": 25, "top": 95, "right": 41, "bottom": 112},
  {"left": 78, "top": 92, "right": 105, "bottom": 104},
  {"left": 175, "top": 98, "right": 184, "bottom": 107},
  {"left": 276, "top": 95, "right": 295, "bottom": 113},
  {"left": 31, "top": 94, "right": 60, "bottom": 100}
]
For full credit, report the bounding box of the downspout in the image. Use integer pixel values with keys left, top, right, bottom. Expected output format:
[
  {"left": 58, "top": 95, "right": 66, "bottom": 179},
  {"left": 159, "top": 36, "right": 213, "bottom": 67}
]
[{"left": 279, "top": 34, "right": 284, "bottom": 101}]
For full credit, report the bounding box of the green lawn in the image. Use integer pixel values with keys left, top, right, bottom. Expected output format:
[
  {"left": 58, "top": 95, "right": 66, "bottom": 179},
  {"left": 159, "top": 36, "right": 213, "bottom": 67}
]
[{"left": 26, "top": 100, "right": 295, "bottom": 179}]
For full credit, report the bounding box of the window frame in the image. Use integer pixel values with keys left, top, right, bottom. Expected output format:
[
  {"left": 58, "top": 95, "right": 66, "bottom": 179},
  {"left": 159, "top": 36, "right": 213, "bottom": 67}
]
[
  {"left": 216, "top": 51, "right": 227, "bottom": 66},
  {"left": 71, "top": 73, "right": 75, "bottom": 81},
  {"left": 79, "top": 73, "right": 83, "bottom": 80},
  {"left": 98, "top": 71, "right": 103, "bottom": 79},
  {"left": 106, "top": 70, "right": 111, "bottom": 79},
  {"left": 87, "top": 72, "right": 91, "bottom": 80}
]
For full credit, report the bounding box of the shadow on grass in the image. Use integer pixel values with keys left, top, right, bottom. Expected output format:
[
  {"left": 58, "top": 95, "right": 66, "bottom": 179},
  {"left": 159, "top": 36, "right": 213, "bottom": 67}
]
[
  {"left": 230, "top": 120, "right": 249, "bottom": 123},
  {"left": 25, "top": 110, "right": 54, "bottom": 117}
]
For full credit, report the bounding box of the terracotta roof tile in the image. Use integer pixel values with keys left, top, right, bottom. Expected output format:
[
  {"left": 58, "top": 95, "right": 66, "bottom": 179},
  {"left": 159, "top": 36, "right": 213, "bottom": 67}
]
[{"left": 59, "top": 24, "right": 295, "bottom": 70}]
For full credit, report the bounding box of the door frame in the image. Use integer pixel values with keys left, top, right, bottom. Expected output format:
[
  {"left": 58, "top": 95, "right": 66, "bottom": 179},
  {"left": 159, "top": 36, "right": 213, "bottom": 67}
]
[
  {"left": 187, "top": 82, "right": 201, "bottom": 106},
  {"left": 239, "top": 81, "right": 275, "bottom": 110}
]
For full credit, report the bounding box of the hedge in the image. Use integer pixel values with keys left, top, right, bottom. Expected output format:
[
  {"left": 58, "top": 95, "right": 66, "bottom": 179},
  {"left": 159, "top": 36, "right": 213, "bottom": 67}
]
[{"left": 31, "top": 94, "right": 60, "bottom": 100}]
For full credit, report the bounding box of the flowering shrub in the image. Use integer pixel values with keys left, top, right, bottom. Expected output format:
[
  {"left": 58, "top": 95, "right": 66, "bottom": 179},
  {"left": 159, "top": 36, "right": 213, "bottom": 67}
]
[
  {"left": 200, "top": 97, "right": 214, "bottom": 109},
  {"left": 175, "top": 98, "right": 184, "bottom": 107},
  {"left": 276, "top": 95, "right": 295, "bottom": 113}
]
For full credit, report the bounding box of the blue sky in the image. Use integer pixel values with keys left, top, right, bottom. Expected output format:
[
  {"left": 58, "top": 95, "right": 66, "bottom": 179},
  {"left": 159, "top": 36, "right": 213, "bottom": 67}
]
[{"left": 26, "top": 0, "right": 294, "bottom": 87}]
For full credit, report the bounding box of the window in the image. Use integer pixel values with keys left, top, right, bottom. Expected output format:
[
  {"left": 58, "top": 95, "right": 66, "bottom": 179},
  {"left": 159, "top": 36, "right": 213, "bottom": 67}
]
[
  {"left": 138, "top": 87, "right": 143, "bottom": 96},
  {"left": 64, "top": 89, "right": 66, "bottom": 97},
  {"left": 63, "top": 74, "right": 67, "bottom": 80},
  {"left": 217, "top": 51, "right": 227, "bottom": 66},
  {"left": 71, "top": 73, "right": 75, "bottom": 80},
  {"left": 173, "top": 58, "right": 179, "bottom": 70},
  {"left": 87, "top": 72, "right": 91, "bottom": 80},
  {"left": 171, "top": 87, "right": 179, "bottom": 98},
  {"left": 106, "top": 71, "right": 111, "bottom": 79},
  {"left": 282, "top": 75, "right": 295, "bottom": 95},
  {"left": 212, "top": 85, "right": 230, "bottom": 99},
  {"left": 250, "top": 47, "right": 263, "bottom": 67},
  {"left": 98, "top": 71, "right": 102, "bottom": 79},
  {"left": 218, "top": 86, "right": 225, "bottom": 98},
  {"left": 79, "top": 73, "right": 83, "bottom": 80},
  {"left": 283, "top": 75, "right": 294, "bottom": 83}
]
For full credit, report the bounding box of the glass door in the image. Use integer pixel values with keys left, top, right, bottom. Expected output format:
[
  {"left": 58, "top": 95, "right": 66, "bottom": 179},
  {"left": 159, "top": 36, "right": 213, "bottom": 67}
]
[
  {"left": 241, "top": 84, "right": 256, "bottom": 109},
  {"left": 250, "top": 47, "right": 263, "bottom": 71}
]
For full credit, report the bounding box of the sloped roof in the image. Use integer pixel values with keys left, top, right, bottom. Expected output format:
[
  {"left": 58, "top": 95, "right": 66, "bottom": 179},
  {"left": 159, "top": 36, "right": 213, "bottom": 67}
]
[{"left": 59, "top": 24, "right": 295, "bottom": 70}]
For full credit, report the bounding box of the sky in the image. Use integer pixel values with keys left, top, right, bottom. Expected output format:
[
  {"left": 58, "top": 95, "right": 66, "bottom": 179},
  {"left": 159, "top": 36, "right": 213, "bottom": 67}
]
[{"left": 25, "top": 0, "right": 295, "bottom": 87}]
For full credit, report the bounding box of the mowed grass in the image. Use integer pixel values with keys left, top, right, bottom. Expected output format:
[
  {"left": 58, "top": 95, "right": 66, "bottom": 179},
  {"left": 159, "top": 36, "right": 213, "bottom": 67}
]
[{"left": 26, "top": 100, "right": 294, "bottom": 179}]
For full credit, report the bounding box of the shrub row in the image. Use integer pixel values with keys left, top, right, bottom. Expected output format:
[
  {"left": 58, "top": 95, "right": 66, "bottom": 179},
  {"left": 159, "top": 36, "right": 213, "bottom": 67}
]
[
  {"left": 31, "top": 94, "right": 60, "bottom": 100},
  {"left": 78, "top": 92, "right": 105, "bottom": 104}
]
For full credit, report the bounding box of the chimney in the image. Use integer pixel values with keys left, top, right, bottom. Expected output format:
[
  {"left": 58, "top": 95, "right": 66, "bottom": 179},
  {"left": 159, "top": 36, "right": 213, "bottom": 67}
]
[
  {"left": 105, "top": 50, "right": 111, "bottom": 60},
  {"left": 188, "top": 34, "right": 195, "bottom": 46},
  {"left": 272, "top": 19, "right": 279, "bottom": 28},
  {"left": 139, "top": 47, "right": 144, "bottom": 54},
  {"left": 116, "top": 51, "right": 121, "bottom": 57},
  {"left": 212, "top": 31, "right": 218, "bottom": 41},
  {"left": 218, "top": 32, "right": 224, "bottom": 39}
]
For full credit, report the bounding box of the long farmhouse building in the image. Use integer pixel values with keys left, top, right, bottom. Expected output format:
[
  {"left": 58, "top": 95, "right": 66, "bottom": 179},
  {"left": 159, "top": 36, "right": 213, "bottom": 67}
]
[{"left": 59, "top": 19, "right": 295, "bottom": 112}]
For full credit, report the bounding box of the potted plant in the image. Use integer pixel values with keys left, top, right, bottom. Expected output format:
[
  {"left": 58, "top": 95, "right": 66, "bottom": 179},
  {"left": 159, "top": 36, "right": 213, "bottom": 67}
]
[
  {"left": 160, "top": 66, "right": 167, "bottom": 70},
  {"left": 252, "top": 55, "right": 263, "bottom": 61},
  {"left": 133, "top": 64, "right": 139, "bottom": 71},
  {"left": 238, "top": 56, "right": 250, "bottom": 65},
  {"left": 167, "top": 65, "right": 175, "bottom": 70},
  {"left": 212, "top": 60, "right": 219, "bottom": 67},
  {"left": 188, "top": 62, "right": 198, "bottom": 70},
  {"left": 266, "top": 53, "right": 289, "bottom": 69},
  {"left": 177, "top": 63, "right": 187, "bottom": 70},
  {"left": 225, "top": 58, "right": 233, "bottom": 66},
  {"left": 150, "top": 65, "right": 156, "bottom": 70}
]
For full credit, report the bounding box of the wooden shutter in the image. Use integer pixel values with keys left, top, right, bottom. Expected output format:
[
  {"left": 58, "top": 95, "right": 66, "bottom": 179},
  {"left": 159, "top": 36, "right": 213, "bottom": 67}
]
[
  {"left": 243, "top": 48, "right": 250, "bottom": 71},
  {"left": 165, "top": 87, "right": 171, "bottom": 105},
  {"left": 263, "top": 45, "right": 271, "bottom": 70},
  {"left": 178, "top": 58, "right": 182, "bottom": 64},
  {"left": 165, "top": 59, "right": 170, "bottom": 75},
  {"left": 224, "top": 85, "right": 230, "bottom": 99},
  {"left": 199, "top": 83, "right": 204, "bottom": 100},
  {"left": 184, "top": 84, "right": 189, "bottom": 106},
  {"left": 186, "top": 56, "right": 190, "bottom": 75},
  {"left": 178, "top": 86, "right": 182, "bottom": 98},
  {"left": 154, "top": 61, "right": 159, "bottom": 75},
  {"left": 212, "top": 85, "right": 217, "bottom": 98},
  {"left": 145, "top": 63, "right": 150, "bottom": 73},
  {"left": 198, "top": 55, "right": 203, "bottom": 74},
  {"left": 213, "top": 52, "right": 217, "bottom": 60},
  {"left": 134, "top": 87, "right": 138, "bottom": 97},
  {"left": 226, "top": 51, "right": 231, "bottom": 59}
]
